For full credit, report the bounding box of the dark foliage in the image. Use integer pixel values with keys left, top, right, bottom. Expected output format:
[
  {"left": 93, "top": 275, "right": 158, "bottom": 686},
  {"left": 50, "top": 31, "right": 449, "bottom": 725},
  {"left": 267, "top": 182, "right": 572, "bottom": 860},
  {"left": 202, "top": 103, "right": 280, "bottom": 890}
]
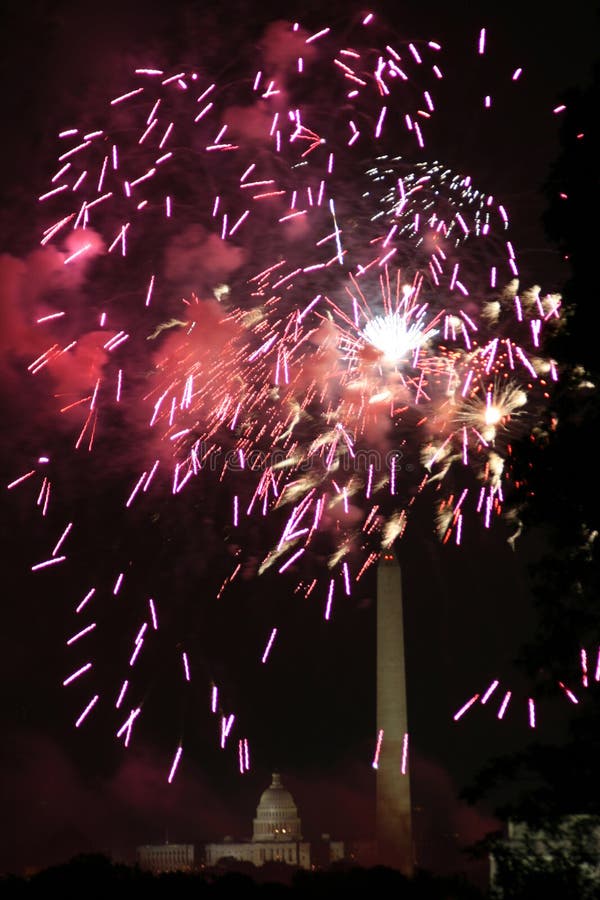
[
  {"left": 0, "top": 855, "right": 485, "bottom": 899},
  {"left": 458, "top": 42, "right": 600, "bottom": 899}
]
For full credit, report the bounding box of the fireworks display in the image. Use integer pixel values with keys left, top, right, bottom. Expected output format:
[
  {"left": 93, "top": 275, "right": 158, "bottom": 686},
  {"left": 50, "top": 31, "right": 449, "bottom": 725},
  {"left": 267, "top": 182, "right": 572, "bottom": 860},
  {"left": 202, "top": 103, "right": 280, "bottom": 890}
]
[
  {"left": 7, "top": 11, "right": 567, "bottom": 775},
  {"left": 453, "top": 644, "right": 600, "bottom": 731}
]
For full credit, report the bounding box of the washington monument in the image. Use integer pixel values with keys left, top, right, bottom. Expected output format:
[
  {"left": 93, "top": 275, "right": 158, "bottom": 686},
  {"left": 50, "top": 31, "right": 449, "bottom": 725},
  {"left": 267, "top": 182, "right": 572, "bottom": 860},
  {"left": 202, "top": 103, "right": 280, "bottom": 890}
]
[{"left": 376, "top": 549, "right": 414, "bottom": 874}]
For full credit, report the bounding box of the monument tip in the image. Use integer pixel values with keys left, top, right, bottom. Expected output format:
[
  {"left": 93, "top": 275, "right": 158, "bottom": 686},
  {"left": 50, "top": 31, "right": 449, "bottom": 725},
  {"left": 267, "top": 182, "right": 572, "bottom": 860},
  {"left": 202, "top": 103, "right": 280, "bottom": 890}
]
[{"left": 378, "top": 548, "right": 399, "bottom": 568}]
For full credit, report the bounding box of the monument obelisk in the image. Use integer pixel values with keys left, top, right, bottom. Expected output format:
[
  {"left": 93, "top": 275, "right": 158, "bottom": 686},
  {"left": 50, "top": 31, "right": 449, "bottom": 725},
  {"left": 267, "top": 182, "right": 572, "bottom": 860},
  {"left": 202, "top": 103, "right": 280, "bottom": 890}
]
[{"left": 376, "top": 549, "right": 413, "bottom": 874}]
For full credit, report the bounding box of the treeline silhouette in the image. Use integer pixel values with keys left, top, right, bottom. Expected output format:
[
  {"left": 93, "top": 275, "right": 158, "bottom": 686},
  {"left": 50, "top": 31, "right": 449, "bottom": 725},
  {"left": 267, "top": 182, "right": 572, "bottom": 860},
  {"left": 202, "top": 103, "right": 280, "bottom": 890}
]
[{"left": 0, "top": 853, "right": 484, "bottom": 898}]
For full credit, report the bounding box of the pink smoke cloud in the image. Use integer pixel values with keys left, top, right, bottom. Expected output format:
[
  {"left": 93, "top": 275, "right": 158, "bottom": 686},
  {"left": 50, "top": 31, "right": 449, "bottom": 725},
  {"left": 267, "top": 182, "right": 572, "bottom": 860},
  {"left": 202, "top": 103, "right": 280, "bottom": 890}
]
[{"left": 163, "top": 225, "right": 247, "bottom": 290}]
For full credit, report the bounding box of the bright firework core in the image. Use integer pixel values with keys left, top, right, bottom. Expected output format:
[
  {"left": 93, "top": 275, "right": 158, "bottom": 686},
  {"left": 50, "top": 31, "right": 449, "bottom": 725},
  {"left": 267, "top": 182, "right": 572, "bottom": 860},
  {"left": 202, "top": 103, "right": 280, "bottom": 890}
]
[
  {"left": 362, "top": 308, "right": 439, "bottom": 366},
  {"left": 484, "top": 403, "right": 502, "bottom": 427}
]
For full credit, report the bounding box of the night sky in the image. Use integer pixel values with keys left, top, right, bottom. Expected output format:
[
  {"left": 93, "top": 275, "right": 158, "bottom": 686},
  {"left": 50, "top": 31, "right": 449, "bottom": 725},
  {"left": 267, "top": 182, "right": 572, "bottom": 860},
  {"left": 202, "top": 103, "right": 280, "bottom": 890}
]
[{"left": 1, "top": 0, "right": 598, "bottom": 884}]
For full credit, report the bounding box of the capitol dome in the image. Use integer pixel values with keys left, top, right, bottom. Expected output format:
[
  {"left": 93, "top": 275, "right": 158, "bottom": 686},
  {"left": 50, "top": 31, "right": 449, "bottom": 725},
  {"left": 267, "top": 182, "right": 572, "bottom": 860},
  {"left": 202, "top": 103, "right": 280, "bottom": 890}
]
[{"left": 252, "top": 773, "right": 303, "bottom": 842}]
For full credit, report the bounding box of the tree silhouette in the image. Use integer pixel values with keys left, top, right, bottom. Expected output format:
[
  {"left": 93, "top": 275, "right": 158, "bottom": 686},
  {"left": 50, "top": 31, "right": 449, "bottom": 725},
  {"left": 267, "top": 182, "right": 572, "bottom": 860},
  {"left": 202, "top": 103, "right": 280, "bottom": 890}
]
[{"left": 462, "top": 44, "right": 600, "bottom": 899}]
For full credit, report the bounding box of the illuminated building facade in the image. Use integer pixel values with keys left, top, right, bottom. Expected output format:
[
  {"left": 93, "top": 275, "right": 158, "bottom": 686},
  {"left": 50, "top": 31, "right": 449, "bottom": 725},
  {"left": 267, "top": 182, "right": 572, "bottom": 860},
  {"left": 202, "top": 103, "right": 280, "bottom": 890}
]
[{"left": 136, "top": 842, "right": 194, "bottom": 873}]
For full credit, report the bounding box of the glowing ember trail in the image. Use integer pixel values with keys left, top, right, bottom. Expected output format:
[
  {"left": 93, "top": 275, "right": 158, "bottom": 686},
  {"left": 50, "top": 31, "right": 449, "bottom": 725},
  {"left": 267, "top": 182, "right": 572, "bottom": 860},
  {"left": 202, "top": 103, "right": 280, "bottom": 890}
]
[
  {"left": 372, "top": 728, "right": 384, "bottom": 769},
  {"left": 453, "top": 693, "right": 480, "bottom": 721}
]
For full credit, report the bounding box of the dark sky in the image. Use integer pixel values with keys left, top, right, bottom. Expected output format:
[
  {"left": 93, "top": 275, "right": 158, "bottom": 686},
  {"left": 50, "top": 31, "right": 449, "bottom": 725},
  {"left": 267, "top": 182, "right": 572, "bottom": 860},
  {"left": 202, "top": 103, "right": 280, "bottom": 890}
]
[{"left": 1, "top": 0, "right": 598, "bottom": 883}]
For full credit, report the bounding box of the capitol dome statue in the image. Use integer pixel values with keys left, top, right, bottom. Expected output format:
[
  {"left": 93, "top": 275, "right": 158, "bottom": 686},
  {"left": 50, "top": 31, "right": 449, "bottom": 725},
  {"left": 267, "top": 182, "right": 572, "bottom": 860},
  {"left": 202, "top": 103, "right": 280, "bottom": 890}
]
[{"left": 252, "top": 772, "right": 302, "bottom": 842}]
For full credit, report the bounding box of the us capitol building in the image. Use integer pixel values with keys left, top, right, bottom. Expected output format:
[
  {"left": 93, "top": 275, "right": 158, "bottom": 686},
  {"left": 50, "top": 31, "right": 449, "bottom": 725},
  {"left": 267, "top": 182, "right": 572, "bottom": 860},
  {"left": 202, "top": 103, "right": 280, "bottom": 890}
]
[
  {"left": 203, "top": 772, "right": 345, "bottom": 869},
  {"left": 137, "top": 772, "right": 346, "bottom": 873}
]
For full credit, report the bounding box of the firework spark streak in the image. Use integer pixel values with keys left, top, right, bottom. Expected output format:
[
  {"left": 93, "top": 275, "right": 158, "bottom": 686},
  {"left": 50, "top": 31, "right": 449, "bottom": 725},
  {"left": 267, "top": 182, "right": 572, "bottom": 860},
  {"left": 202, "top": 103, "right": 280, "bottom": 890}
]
[
  {"left": 453, "top": 693, "right": 480, "bottom": 722},
  {"left": 9, "top": 11, "right": 566, "bottom": 778},
  {"left": 372, "top": 728, "right": 384, "bottom": 769}
]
